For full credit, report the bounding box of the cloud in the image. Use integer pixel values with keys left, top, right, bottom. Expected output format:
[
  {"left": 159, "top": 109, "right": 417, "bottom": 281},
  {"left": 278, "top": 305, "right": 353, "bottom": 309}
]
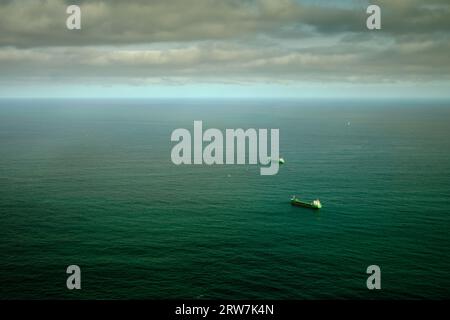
[
  {"left": 0, "top": 0, "right": 308, "bottom": 47},
  {"left": 1, "top": 38, "right": 449, "bottom": 85},
  {"left": 1, "top": 0, "right": 447, "bottom": 48},
  {"left": 0, "top": 0, "right": 449, "bottom": 95}
]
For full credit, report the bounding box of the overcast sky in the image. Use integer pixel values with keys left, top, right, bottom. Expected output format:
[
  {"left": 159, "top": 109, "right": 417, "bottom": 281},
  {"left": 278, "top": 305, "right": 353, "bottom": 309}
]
[{"left": 0, "top": 0, "right": 449, "bottom": 98}]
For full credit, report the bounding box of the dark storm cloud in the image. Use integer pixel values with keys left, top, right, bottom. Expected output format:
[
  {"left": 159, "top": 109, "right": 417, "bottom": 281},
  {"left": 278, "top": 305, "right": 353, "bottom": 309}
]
[
  {"left": 0, "top": 0, "right": 449, "bottom": 86},
  {"left": 1, "top": 0, "right": 449, "bottom": 47},
  {"left": 0, "top": 0, "right": 310, "bottom": 47}
]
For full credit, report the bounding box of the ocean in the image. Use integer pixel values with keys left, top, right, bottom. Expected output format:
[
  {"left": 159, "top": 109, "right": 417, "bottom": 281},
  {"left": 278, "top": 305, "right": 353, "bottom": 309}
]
[{"left": 0, "top": 99, "right": 449, "bottom": 299}]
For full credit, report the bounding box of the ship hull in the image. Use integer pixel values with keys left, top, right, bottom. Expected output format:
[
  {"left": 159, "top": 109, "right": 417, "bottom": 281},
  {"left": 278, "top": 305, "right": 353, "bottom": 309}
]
[{"left": 291, "top": 199, "right": 321, "bottom": 209}]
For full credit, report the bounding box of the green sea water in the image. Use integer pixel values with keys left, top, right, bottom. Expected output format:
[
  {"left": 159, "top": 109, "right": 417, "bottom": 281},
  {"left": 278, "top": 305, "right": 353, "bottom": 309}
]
[{"left": 0, "top": 99, "right": 449, "bottom": 299}]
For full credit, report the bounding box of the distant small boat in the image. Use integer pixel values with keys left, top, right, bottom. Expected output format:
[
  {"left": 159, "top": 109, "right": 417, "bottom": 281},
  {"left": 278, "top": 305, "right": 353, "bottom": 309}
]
[
  {"left": 268, "top": 157, "right": 285, "bottom": 164},
  {"left": 290, "top": 196, "right": 322, "bottom": 209}
]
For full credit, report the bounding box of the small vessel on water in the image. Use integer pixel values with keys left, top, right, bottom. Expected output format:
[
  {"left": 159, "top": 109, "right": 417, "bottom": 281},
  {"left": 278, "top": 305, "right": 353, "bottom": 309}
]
[
  {"left": 290, "top": 196, "right": 322, "bottom": 209},
  {"left": 268, "top": 157, "right": 285, "bottom": 164}
]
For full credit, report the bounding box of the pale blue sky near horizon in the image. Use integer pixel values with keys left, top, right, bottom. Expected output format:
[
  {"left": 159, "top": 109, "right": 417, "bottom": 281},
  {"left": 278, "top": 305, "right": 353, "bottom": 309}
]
[
  {"left": 0, "top": 84, "right": 450, "bottom": 99},
  {"left": 1, "top": 83, "right": 449, "bottom": 99}
]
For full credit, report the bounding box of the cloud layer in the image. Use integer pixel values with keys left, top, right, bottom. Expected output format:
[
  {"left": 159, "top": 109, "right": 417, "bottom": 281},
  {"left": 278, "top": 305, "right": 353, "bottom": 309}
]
[{"left": 0, "top": 0, "right": 449, "bottom": 95}]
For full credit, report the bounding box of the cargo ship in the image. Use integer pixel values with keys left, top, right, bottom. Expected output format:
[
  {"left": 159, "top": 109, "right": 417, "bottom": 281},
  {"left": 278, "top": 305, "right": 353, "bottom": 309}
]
[{"left": 290, "top": 196, "right": 322, "bottom": 209}]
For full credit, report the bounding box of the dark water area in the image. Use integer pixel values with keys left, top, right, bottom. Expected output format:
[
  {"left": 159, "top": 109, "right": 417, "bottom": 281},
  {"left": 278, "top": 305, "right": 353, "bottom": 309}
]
[{"left": 0, "top": 99, "right": 449, "bottom": 299}]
